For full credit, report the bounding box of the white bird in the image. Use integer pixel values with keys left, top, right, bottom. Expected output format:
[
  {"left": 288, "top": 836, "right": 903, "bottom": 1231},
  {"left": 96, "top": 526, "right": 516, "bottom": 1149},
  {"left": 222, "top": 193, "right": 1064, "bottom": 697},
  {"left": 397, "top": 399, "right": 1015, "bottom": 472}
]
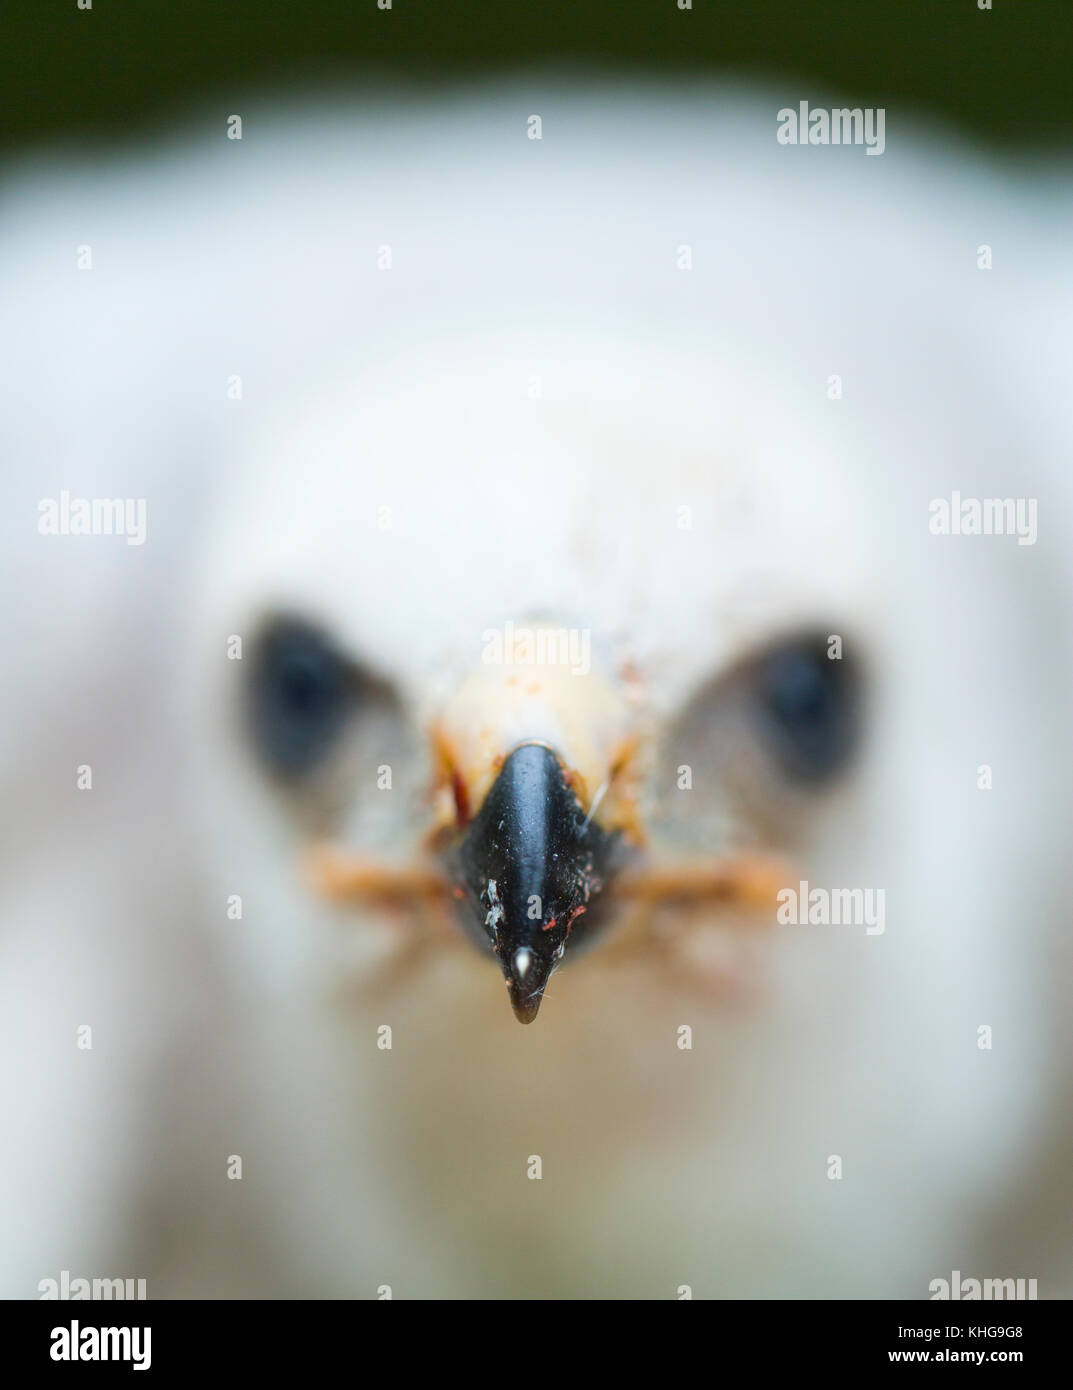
[{"left": 1, "top": 84, "right": 1072, "bottom": 1299}]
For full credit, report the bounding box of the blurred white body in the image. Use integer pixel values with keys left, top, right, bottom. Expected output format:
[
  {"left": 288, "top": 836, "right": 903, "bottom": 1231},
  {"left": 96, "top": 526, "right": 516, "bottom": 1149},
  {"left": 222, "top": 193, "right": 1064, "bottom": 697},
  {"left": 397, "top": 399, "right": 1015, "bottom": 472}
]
[{"left": 1, "top": 85, "right": 1071, "bottom": 1297}]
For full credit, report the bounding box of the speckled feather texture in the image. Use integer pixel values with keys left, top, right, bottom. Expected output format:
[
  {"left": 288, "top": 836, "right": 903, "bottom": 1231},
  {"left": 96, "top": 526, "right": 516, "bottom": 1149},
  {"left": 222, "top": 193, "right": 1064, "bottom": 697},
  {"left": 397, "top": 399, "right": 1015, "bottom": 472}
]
[{"left": 1, "top": 84, "right": 1072, "bottom": 1298}]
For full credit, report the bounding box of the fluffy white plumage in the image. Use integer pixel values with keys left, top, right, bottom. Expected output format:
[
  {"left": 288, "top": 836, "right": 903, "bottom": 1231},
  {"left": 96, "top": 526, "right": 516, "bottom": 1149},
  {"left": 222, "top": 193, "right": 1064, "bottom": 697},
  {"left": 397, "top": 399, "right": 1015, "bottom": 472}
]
[{"left": 2, "top": 84, "right": 1072, "bottom": 1297}]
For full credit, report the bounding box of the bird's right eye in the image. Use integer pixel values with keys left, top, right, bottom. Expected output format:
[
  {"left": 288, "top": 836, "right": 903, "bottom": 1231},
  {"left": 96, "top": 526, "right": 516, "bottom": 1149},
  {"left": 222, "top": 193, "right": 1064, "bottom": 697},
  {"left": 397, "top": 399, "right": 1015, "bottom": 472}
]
[
  {"left": 752, "top": 634, "right": 861, "bottom": 785},
  {"left": 248, "top": 618, "right": 353, "bottom": 776}
]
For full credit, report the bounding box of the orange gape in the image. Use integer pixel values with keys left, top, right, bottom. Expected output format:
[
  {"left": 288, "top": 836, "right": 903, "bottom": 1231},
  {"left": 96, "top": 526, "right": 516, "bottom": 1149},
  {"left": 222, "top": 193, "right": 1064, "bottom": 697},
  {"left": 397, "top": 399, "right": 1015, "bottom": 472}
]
[
  {"left": 307, "top": 841, "right": 788, "bottom": 917},
  {"left": 307, "top": 845, "right": 452, "bottom": 906}
]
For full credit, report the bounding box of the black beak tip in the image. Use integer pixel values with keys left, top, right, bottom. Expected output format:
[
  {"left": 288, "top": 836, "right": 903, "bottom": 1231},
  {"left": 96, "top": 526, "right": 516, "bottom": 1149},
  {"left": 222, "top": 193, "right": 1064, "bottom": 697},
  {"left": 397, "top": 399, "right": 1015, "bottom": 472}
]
[
  {"left": 505, "top": 946, "right": 548, "bottom": 1025},
  {"left": 509, "top": 988, "right": 542, "bottom": 1025}
]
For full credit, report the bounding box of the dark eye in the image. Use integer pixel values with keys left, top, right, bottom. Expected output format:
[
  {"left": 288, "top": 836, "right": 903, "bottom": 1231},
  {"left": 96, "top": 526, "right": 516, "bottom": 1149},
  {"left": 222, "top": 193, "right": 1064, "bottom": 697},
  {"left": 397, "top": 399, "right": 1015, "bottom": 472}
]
[
  {"left": 248, "top": 619, "right": 352, "bottom": 775},
  {"left": 754, "top": 635, "right": 860, "bottom": 784}
]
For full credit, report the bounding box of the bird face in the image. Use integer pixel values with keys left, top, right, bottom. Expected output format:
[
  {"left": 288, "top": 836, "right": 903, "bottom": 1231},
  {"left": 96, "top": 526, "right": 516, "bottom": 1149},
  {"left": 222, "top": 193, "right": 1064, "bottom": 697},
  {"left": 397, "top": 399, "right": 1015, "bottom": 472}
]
[
  {"left": 244, "top": 603, "right": 866, "bottom": 1023},
  {"left": 202, "top": 341, "right": 873, "bottom": 1028}
]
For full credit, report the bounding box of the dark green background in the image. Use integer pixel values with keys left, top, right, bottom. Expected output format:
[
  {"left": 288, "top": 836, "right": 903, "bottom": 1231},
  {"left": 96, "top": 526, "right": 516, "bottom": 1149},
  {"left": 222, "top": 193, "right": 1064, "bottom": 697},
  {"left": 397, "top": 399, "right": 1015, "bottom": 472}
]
[{"left": 2, "top": 1, "right": 1070, "bottom": 158}]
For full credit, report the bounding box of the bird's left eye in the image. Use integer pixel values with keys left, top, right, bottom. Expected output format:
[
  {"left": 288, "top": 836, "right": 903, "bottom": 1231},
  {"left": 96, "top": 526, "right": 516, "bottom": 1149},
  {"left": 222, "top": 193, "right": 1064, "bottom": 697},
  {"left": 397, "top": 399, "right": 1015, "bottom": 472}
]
[
  {"left": 753, "top": 635, "right": 861, "bottom": 784},
  {"left": 248, "top": 618, "right": 353, "bottom": 776}
]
